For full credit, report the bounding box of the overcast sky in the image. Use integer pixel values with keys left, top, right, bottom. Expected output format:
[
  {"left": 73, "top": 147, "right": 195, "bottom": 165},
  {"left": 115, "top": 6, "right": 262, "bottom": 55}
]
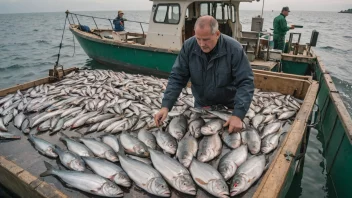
[{"left": 0, "top": 0, "right": 351, "bottom": 14}]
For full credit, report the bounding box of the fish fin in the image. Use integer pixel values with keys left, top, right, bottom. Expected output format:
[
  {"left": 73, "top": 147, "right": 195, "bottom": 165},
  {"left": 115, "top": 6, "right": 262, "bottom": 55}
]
[
  {"left": 40, "top": 161, "right": 54, "bottom": 177},
  {"left": 195, "top": 178, "right": 208, "bottom": 185}
]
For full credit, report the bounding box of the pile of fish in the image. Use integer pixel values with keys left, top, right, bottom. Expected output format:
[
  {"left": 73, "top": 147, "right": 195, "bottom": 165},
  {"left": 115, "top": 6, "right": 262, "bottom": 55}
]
[{"left": 0, "top": 69, "right": 303, "bottom": 197}]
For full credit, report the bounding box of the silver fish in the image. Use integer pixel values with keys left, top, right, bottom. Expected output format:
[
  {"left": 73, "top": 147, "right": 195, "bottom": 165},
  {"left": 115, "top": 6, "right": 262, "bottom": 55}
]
[
  {"left": 118, "top": 154, "right": 170, "bottom": 197},
  {"left": 188, "top": 118, "right": 205, "bottom": 138},
  {"left": 149, "top": 149, "right": 196, "bottom": 195},
  {"left": 201, "top": 119, "right": 225, "bottom": 135},
  {"left": 101, "top": 135, "right": 122, "bottom": 154},
  {"left": 40, "top": 162, "right": 123, "bottom": 197},
  {"left": 230, "top": 155, "right": 266, "bottom": 196},
  {"left": 218, "top": 145, "right": 248, "bottom": 180},
  {"left": 197, "top": 133, "right": 222, "bottom": 162},
  {"left": 261, "top": 133, "right": 281, "bottom": 154},
  {"left": 37, "top": 119, "right": 51, "bottom": 132},
  {"left": 261, "top": 122, "right": 281, "bottom": 139},
  {"left": 137, "top": 128, "right": 157, "bottom": 149},
  {"left": 0, "top": 118, "right": 7, "bottom": 131},
  {"left": 82, "top": 157, "right": 131, "bottom": 187},
  {"left": 60, "top": 135, "right": 94, "bottom": 157},
  {"left": 154, "top": 129, "right": 177, "bottom": 154},
  {"left": 28, "top": 135, "right": 57, "bottom": 158},
  {"left": 252, "top": 114, "right": 265, "bottom": 129},
  {"left": 86, "top": 113, "right": 114, "bottom": 125},
  {"left": 278, "top": 111, "right": 296, "bottom": 120},
  {"left": 189, "top": 159, "right": 229, "bottom": 198},
  {"left": 127, "top": 154, "right": 152, "bottom": 165},
  {"left": 80, "top": 138, "right": 118, "bottom": 162},
  {"left": 53, "top": 146, "right": 85, "bottom": 171},
  {"left": 221, "top": 130, "right": 241, "bottom": 149},
  {"left": 120, "top": 132, "right": 149, "bottom": 157},
  {"left": 168, "top": 115, "right": 187, "bottom": 140},
  {"left": 0, "top": 132, "right": 21, "bottom": 139},
  {"left": 176, "top": 134, "right": 198, "bottom": 168},
  {"left": 21, "top": 119, "right": 30, "bottom": 134},
  {"left": 245, "top": 128, "right": 261, "bottom": 155}
]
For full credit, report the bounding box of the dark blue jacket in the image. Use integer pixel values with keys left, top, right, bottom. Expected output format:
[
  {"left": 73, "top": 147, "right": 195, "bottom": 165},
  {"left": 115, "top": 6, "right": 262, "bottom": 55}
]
[
  {"left": 161, "top": 34, "right": 254, "bottom": 120},
  {"left": 113, "top": 17, "right": 125, "bottom": 31}
]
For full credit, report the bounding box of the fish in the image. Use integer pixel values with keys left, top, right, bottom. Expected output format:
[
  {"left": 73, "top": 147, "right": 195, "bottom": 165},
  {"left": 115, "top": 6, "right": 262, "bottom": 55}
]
[
  {"left": 0, "top": 118, "right": 7, "bottom": 131},
  {"left": 127, "top": 154, "right": 152, "bottom": 165},
  {"left": 120, "top": 132, "right": 149, "bottom": 157},
  {"left": 37, "top": 119, "right": 51, "bottom": 132},
  {"left": 154, "top": 129, "right": 177, "bottom": 154},
  {"left": 168, "top": 115, "right": 187, "bottom": 140},
  {"left": 188, "top": 117, "right": 205, "bottom": 138},
  {"left": 14, "top": 112, "right": 26, "bottom": 128},
  {"left": 278, "top": 111, "right": 296, "bottom": 120},
  {"left": 230, "top": 155, "right": 266, "bottom": 196},
  {"left": 118, "top": 154, "right": 170, "bottom": 197},
  {"left": 221, "top": 130, "right": 241, "bottom": 149},
  {"left": 31, "top": 109, "right": 65, "bottom": 128},
  {"left": 60, "top": 135, "right": 94, "bottom": 157},
  {"left": 28, "top": 135, "right": 57, "bottom": 158},
  {"left": 189, "top": 159, "right": 229, "bottom": 198},
  {"left": 40, "top": 161, "right": 123, "bottom": 197},
  {"left": 0, "top": 132, "right": 21, "bottom": 140},
  {"left": 218, "top": 145, "right": 248, "bottom": 180},
  {"left": 80, "top": 138, "right": 118, "bottom": 162},
  {"left": 252, "top": 114, "right": 265, "bottom": 129},
  {"left": 149, "top": 149, "right": 196, "bottom": 195},
  {"left": 82, "top": 157, "right": 131, "bottom": 187},
  {"left": 101, "top": 135, "right": 122, "bottom": 154},
  {"left": 21, "top": 119, "right": 30, "bottom": 134},
  {"left": 137, "top": 128, "right": 157, "bottom": 149},
  {"left": 201, "top": 119, "right": 225, "bottom": 135},
  {"left": 261, "top": 122, "right": 281, "bottom": 139},
  {"left": 245, "top": 128, "right": 261, "bottom": 155},
  {"left": 197, "top": 133, "right": 222, "bottom": 162},
  {"left": 207, "top": 110, "right": 231, "bottom": 121},
  {"left": 261, "top": 133, "right": 281, "bottom": 154},
  {"left": 53, "top": 146, "right": 85, "bottom": 171},
  {"left": 176, "top": 134, "right": 198, "bottom": 168}
]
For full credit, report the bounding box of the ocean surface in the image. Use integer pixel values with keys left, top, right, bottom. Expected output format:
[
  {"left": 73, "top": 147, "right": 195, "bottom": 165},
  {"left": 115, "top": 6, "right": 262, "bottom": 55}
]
[{"left": 0, "top": 9, "right": 351, "bottom": 198}]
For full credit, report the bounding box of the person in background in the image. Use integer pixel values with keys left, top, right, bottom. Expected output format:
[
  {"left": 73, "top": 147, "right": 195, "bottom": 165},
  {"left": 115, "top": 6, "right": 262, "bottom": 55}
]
[
  {"left": 154, "top": 16, "right": 254, "bottom": 133},
  {"left": 113, "top": 10, "right": 127, "bottom": 32},
  {"left": 273, "top": 6, "right": 294, "bottom": 51}
]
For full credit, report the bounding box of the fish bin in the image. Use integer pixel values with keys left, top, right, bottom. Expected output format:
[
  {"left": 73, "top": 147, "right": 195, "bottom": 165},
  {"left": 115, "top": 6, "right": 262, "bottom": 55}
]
[{"left": 0, "top": 67, "right": 318, "bottom": 198}]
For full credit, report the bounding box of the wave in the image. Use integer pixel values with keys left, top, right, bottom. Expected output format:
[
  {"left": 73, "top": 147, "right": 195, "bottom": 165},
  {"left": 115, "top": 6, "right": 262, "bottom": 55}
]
[
  {"left": 0, "top": 62, "right": 54, "bottom": 71},
  {"left": 0, "top": 64, "right": 26, "bottom": 71},
  {"left": 33, "top": 29, "right": 39, "bottom": 32},
  {"left": 12, "top": 56, "right": 27, "bottom": 61},
  {"left": 343, "top": 35, "right": 352, "bottom": 39},
  {"left": 319, "top": 46, "right": 335, "bottom": 50},
  {"left": 35, "top": 40, "right": 50, "bottom": 44}
]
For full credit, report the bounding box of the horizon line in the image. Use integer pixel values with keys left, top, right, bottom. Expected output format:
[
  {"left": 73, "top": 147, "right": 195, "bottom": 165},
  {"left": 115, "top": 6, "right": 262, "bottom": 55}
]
[{"left": 0, "top": 9, "right": 343, "bottom": 15}]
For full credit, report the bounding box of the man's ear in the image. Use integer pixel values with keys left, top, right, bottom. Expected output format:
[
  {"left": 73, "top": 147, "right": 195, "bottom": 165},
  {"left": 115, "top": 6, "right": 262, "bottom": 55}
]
[{"left": 216, "top": 30, "right": 220, "bottom": 38}]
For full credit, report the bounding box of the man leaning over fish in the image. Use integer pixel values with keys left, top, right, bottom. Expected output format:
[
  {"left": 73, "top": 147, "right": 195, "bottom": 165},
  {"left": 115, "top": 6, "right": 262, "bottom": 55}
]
[{"left": 154, "top": 15, "right": 254, "bottom": 133}]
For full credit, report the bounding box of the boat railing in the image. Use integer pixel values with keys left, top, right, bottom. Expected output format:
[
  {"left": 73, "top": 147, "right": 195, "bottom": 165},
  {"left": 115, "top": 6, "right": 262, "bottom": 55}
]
[{"left": 66, "top": 11, "right": 149, "bottom": 37}]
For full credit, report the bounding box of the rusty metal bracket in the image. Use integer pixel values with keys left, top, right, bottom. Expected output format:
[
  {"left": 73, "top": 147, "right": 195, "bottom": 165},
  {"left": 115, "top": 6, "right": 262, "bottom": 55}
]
[{"left": 284, "top": 150, "right": 295, "bottom": 161}]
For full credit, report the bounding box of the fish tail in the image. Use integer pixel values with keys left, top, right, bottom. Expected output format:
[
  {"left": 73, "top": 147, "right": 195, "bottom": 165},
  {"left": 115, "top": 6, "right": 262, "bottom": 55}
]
[{"left": 40, "top": 161, "right": 54, "bottom": 177}]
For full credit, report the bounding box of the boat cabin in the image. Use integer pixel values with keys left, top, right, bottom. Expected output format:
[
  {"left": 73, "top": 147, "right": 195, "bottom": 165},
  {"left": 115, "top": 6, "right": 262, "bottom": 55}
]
[{"left": 145, "top": 0, "right": 255, "bottom": 50}]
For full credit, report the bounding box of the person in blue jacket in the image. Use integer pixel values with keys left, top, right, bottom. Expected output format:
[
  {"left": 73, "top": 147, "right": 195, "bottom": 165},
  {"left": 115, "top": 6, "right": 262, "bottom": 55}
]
[
  {"left": 113, "top": 10, "right": 127, "bottom": 32},
  {"left": 154, "top": 15, "right": 254, "bottom": 133}
]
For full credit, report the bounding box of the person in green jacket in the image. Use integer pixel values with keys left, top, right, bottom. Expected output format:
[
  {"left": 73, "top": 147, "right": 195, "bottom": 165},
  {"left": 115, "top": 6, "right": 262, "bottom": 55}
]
[{"left": 273, "top": 7, "right": 294, "bottom": 51}]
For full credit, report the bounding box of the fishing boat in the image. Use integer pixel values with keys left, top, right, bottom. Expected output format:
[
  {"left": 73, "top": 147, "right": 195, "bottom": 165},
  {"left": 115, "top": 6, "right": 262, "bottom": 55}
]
[
  {"left": 338, "top": 9, "right": 352, "bottom": 13},
  {"left": 0, "top": 0, "right": 351, "bottom": 198}
]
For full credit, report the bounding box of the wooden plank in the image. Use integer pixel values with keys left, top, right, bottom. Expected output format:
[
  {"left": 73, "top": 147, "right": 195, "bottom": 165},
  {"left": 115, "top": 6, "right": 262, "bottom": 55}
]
[
  {"left": 253, "top": 73, "right": 311, "bottom": 99},
  {"left": 0, "top": 67, "right": 78, "bottom": 97},
  {"left": 282, "top": 53, "right": 317, "bottom": 63},
  {"left": 253, "top": 81, "right": 319, "bottom": 198},
  {"left": 251, "top": 60, "right": 277, "bottom": 71},
  {"left": 0, "top": 156, "right": 67, "bottom": 198},
  {"left": 253, "top": 69, "right": 312, "bottom": 81},
  {"left": 316, "top": 57, "right": 352, "bottom": 143}
]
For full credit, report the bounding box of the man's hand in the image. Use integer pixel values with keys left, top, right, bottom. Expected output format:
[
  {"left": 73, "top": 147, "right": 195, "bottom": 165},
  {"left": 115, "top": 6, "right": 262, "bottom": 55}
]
[
  {"left": 223, "top": 116, "right": 243, "bottom": 133},
  {"left": 154, "top": 107, "right": 169, "bottom": 127},
  {"left": 290, "top": 25, "right": 295, "bottom": 29}
]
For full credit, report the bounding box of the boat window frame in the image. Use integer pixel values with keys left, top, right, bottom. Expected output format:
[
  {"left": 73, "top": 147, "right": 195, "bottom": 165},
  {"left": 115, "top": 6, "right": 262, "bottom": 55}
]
[
  {"left": 199, "top": 2, "right": 236, "bottom": 23},
  {"left": 153, "top": 3, "right": 181, "bottom": 25}
]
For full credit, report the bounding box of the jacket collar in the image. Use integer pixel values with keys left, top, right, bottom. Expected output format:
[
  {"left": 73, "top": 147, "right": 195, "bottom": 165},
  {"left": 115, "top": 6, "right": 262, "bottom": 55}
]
[{"left": 192, "top": 34, "right": 227, "bottom": 59}]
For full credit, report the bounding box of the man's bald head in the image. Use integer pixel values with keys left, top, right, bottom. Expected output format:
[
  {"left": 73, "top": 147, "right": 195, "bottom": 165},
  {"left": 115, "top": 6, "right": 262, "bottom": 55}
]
[
  {"left": 194, "top": 15, "right": 219, "bottom": 34},
  {"left": 194, "top": 16, "right": 220, "bottom": 53}
]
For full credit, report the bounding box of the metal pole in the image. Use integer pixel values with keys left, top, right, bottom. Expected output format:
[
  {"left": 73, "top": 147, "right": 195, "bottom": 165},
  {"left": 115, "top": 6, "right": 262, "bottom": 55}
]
[
  {"left": 261, "top": 0, "right": 265, "bottom": 18},
  {"left": 108, "top": 19, "right": 114, "bottom": 30},
  {"left": 140, "top": 23, "right": 145, "bottom": 37}
]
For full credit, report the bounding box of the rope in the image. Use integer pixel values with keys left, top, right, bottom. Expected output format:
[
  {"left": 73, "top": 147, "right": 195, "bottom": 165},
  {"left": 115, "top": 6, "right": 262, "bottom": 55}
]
[{"left": 55, "top": 12, "right": 68, "bottom": 67}]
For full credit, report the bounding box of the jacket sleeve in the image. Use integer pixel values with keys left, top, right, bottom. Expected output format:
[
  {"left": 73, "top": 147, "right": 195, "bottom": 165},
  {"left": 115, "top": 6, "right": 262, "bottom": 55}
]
[
  {"left": 231, "top": 48, "right": 254, "bottom": 120},
  {"left": 161, "top": 45, "right": 190, "bottom": 110},
  {"left": 279, "top": 17, "right": 290, "bottom": 32}
]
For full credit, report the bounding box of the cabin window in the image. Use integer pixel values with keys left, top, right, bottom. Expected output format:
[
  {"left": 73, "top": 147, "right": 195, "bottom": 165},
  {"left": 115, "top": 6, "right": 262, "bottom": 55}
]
[
  {"left": 154, "top": 4, "right": 180, "bottom": 24},
  {"left": 200, "top": 3, "right": 236, "bottom": 23},
  {"left": 200, "top": 3, "right": 213, "bottom": 16}
]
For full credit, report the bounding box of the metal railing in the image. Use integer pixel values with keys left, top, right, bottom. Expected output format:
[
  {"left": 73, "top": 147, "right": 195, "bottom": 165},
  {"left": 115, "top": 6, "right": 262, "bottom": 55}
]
[{"left": 66, "top": 11, "right": 149, "bottom": 36}]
